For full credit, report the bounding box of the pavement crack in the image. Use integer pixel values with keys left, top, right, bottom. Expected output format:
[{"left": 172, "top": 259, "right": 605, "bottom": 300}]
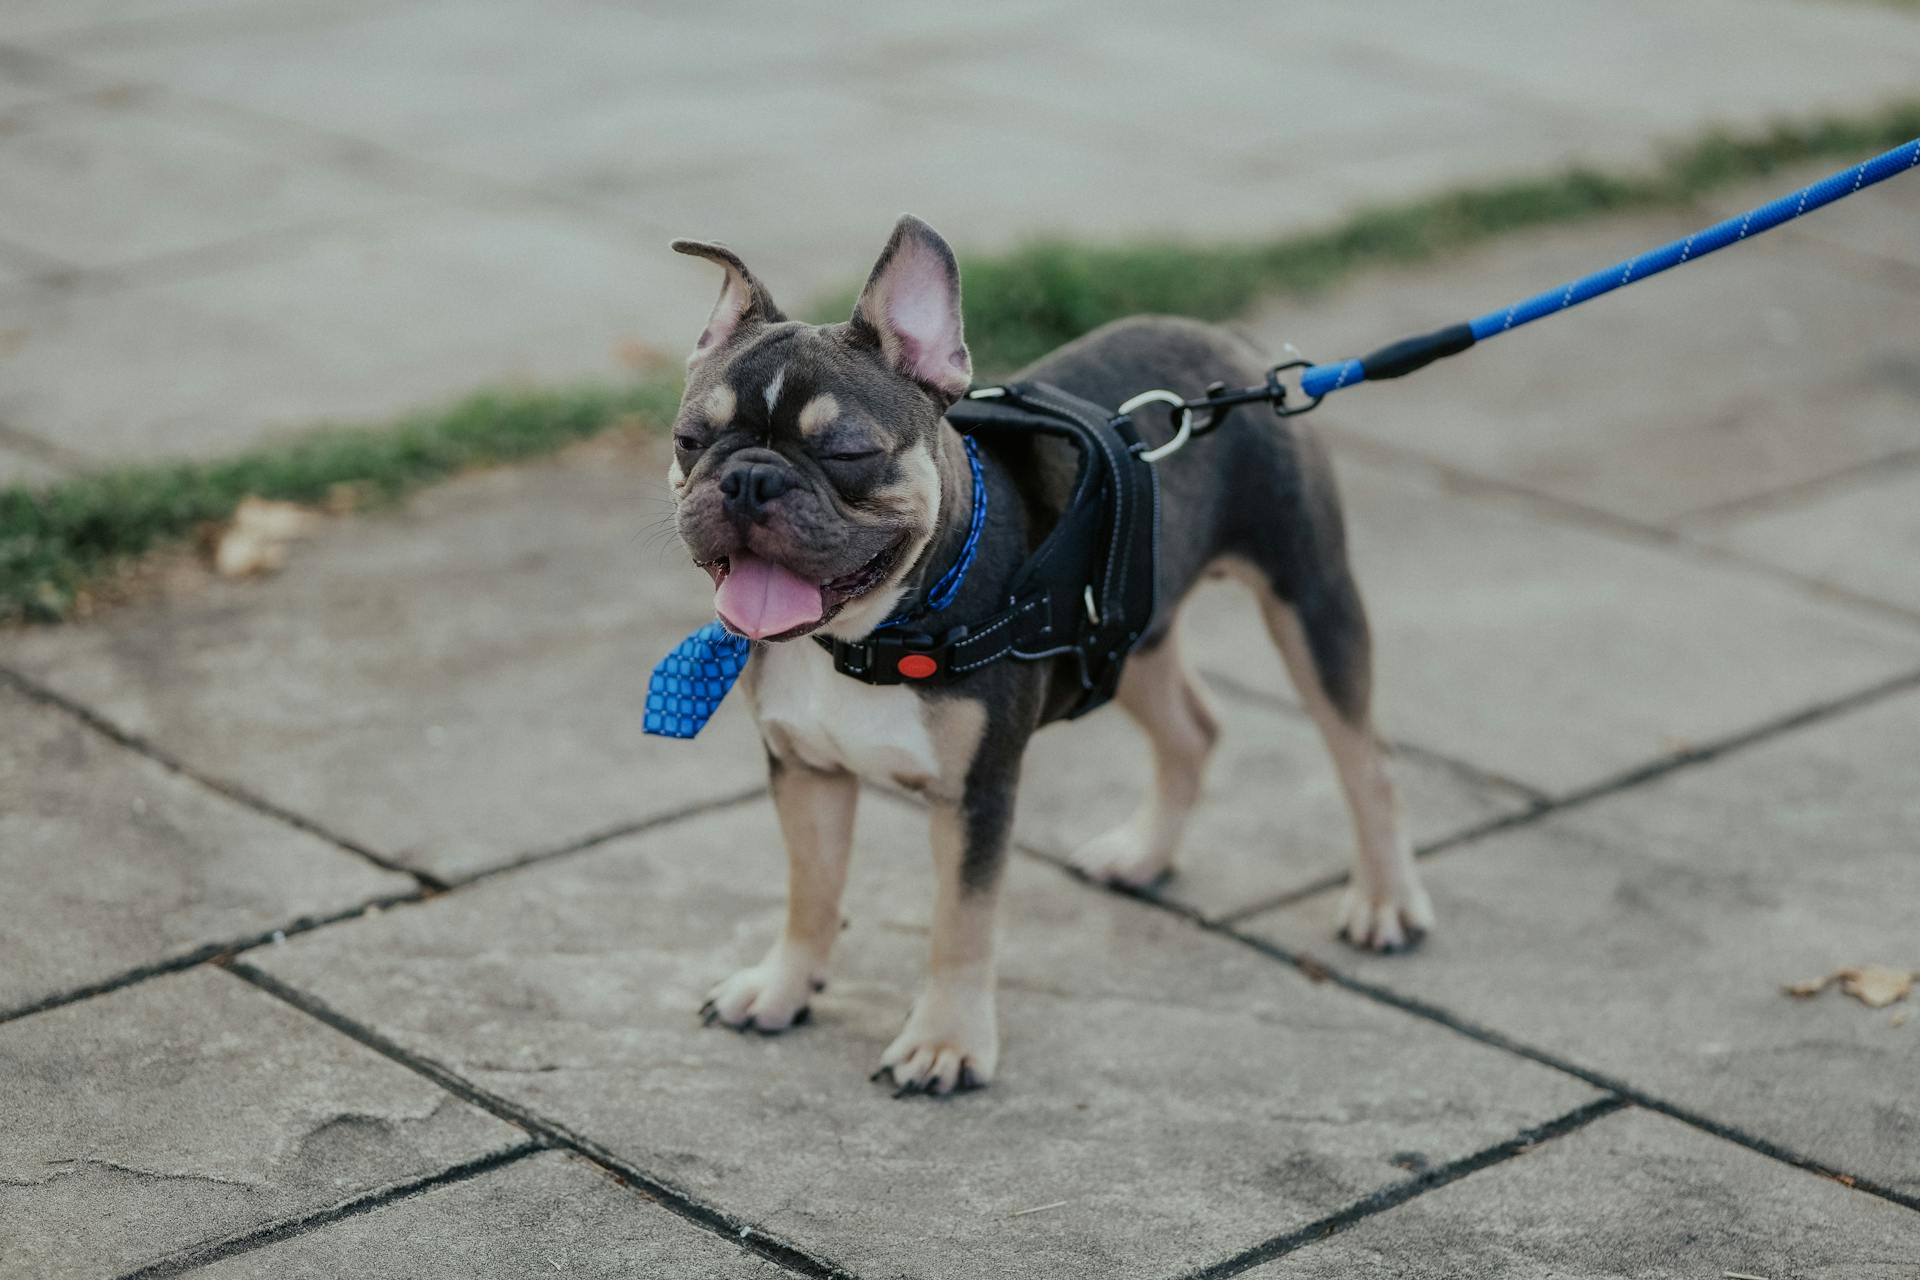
[
  {"left": 1171, "top": 1096, "right": 1631, "bottom": 1280},
  {"left": 217, "top": 960, "right": 858, "bottom": 1280},
  {"left": 44, "top": 1158, "right": 257, "bottom": 1191}
]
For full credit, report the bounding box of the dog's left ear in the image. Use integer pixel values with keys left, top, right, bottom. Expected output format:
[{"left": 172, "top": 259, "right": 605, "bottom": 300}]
[{"left": 852, "top": 215, "right": 972, "bottom": 403}]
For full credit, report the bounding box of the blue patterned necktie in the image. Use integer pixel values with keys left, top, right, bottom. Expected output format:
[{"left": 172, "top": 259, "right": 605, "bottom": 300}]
[
  {"left": 644, "top": 621, "right": 751, "bottom": 739},
  {"left": 647, "top": 438, "right": 987, "bottom": 740}
]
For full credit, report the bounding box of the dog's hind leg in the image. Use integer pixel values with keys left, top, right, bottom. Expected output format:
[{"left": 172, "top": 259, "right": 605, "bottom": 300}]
[
  {"left": 1232, "top": 558, "right": 1435, "bottom": 952},
  {"left": 703, "top": 758, "right": 856, "bottom": 1032},
  {"left": 1070, "top": 623, "right": 1220, "bottom": 889}
]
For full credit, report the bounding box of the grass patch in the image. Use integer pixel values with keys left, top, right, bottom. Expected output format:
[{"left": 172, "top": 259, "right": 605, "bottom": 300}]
[
  {"left": 1, "top": 382, "right": 681, "bottom": 622},
  {"left": 929, "top": 100, "right": 1920, "bottom": 371},
  {"left": 6, "top": 100, "right": 1919, "bottom": 624}
]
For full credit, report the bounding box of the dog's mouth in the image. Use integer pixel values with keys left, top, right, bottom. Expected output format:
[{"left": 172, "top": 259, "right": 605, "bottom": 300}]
[{"left": 699, "top": 540, "right": 904, "bottom": 641}]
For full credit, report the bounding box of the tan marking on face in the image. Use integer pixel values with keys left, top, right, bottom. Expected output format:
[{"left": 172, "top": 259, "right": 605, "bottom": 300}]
[
  {"left": 667, "top": 458, "right": 687, "bottom": 491},
  {"left": 797, "top": 393, "right": 840, "bottom": 438},
  {"left": 702, "top": 384, "right": 737, "bottom": 426},
  {"left": 871, "top": 440, "right": 939, "bottom": 521},
  {"left": 824, "top": 441, "right": 942, "bottom": 637}
]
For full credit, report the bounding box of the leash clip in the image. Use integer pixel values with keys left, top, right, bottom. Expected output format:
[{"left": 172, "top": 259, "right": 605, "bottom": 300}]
[{"left": 1261, "top": 360, "right": 1325, "bottom": 418}]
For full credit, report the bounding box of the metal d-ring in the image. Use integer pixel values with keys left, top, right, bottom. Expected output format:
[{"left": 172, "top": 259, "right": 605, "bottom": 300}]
[{"left": 1117, "top": 389, "right": 1193, "bottom": 463}]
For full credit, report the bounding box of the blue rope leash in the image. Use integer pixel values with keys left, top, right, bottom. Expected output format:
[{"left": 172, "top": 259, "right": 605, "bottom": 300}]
[{"left": 1298, "top": 136, "right": 1920, "bottom": 401}]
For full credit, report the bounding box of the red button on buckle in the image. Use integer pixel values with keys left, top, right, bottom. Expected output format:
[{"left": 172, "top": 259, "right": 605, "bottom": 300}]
[{"left": 896, "top": 654, "right": 939, "bottom": 680}]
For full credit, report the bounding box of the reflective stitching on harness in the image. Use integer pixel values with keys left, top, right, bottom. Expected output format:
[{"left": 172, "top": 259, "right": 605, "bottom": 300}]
[
  {"left": 1025, "top": 385, "right": 1128, "bottom": 616},
  {"left": 951, "top": 598, "right": 1048, "bottom": 672}
]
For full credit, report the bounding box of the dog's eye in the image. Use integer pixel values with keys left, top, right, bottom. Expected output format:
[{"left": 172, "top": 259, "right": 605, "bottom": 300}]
[
  {"left": 673, "top": 434, "right": 705, "bottom": 453},
  {"left": 823, "top": 448, "right": 881, "bottom": 463}
]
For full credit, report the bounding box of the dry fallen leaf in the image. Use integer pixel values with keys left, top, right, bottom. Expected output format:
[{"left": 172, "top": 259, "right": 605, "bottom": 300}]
[
  {"left": 1840, "top": 965, "right": 1914, "bottom": 1009},
  {"left": 1784, "top": 965, "right": 1915, "bottom": 1010},
  {"left": 213, "top": 497, "right": 322, "bottom": 578}
]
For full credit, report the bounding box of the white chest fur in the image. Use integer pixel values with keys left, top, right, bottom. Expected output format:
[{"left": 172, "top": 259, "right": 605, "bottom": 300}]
[{"left": 749, "top": 640, "right": 941, "bottom": 784}]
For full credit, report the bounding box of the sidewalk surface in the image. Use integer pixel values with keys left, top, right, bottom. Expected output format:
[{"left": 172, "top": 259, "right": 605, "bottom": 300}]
[
  {"left": 5, "top": 3, "right": 1920, "bottom": 1277},
  {"left": 5, "top": 0, "right": 1920, "bottom": 479}
]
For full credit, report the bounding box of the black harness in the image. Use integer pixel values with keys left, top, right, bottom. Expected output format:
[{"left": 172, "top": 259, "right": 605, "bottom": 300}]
[{"left": 814, "top": 381, "right": 1160, "bottom": 720}]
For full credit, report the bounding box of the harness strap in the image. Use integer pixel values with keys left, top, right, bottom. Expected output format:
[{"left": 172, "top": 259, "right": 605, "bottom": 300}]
[{"left": 815, "top": 381, "right": 1160, "bottom": 717}]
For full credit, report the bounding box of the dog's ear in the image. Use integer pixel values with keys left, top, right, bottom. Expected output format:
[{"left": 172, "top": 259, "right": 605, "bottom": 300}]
[
  {"left": 671, "top": 239, "right": 785, "bottom": 363},
  {"left": 851, "top": 215, "right": 972, "bottom": 403}
]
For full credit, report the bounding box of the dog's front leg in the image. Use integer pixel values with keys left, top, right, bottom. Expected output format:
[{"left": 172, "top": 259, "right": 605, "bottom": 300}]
[
  {"left": 703, "top": 758, "right": 856, "bottom": 1033},
  {"left": 876, "top": 788, "right": 1010, "bottom": 1096}
]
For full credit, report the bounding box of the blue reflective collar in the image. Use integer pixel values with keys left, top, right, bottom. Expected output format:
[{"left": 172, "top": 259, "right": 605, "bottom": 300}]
[{"left": 877, "top": 433, "right": 986, "bottom": 629}]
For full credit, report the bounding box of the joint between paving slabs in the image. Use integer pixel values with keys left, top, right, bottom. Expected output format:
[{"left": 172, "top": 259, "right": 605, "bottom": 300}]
[
  {"left": 1000, "top": 811, "right": 1920, "bottom": 1213},
  {"left": 1216, "top": 924, "right": 1920, "bottom": 1214},
  {"left": 0, "top": 664, "right": 446, "bottom": 890},
  {"left": 1321, "top": 425, "right": 1920, "bottom": 635},
  {"left": 0, "top": 661, "right": 767, "bottom": 1027},
  {"left": 114, "top": 1140, "right": 549, "bottom": 1280},
  {"left": 215, "top": 959, "right": 860, "bottom": 1280},
  {"left": 1209, "top": 661, "right": 1920, "bottom": 927},
  {"left": 0, "top": 888, "right": 426, "bottom": 1028},
  {"left": 1171, "top": 1095, "right": 1632, "bottom": 1280}
]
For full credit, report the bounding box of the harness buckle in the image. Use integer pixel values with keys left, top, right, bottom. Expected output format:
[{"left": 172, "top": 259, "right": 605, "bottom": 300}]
[
  {"left": 1115, "top": 389, "right": 1194, "bottom": 463},
  {"left": 828, "top": 626, "right": 964, "bottom": 685}
]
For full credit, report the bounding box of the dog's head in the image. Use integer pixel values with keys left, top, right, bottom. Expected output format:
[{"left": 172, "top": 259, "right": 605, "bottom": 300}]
[{"left": 667, "top": 215, "right": 972, "bottom": 641}]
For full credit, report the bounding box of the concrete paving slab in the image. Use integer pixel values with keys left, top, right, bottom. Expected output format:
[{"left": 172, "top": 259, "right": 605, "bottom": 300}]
[
  {"left": 1240, "top": 685, "right": 1920, "bottom": 1200},
  {"left": 191, "top": 1151, "right": 787, "bottom": 1279},
  {"left": 1244, "top": 175, "right": 1920, "bottom": 528},
  {"left": 0, "top": 238, "right": 59, "bottom": 285},
  {"left": 0, "top": 0, "right": 407, "bottom": 48},
  {"left": 0, "top": 202, "right": 708, "bottom": 464},
  {"left": 0, "top": 683, "right": 410, "bottom": 1015},
  {"left": 1176, "top": 448, "right": 1920, "bottom": 795},
  {"left": 41, "top": 0, "right": 1920, "bottom": 258},
  {"left": 1017, "top": 680, "right": 1532, "bottom": 921},
  {"left": 250, "top": 795, "right": 1600, "bottom": 1280},
  {"left": 0, "top": 44, "right": 109, "bottom": 113},
  {"left": 0, "top": 90, "right": 429, "bottom": 272},
  {"left": 0, "top": 966, "right": 522, "bottom": 1279},
  {"left": 3, "top": 2, "right": 1916, "bottom": 464},
  {"left": 0, "top": 439, "right": 766, "bottom": 882},
  {"left": 1249, "top": 1108, "right": 1920, "bottom": 1279},
  {"left": 1698, "top": 463, "right": 1920, "bottom": 616}
]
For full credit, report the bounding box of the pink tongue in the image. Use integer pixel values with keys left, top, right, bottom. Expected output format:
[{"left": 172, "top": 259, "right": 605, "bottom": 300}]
[{"left": 714, "top": 552, "right": 825, "bottom": 639}]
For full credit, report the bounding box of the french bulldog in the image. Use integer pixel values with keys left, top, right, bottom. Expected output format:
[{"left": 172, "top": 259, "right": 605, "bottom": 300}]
[{"left": 666, "top": 215, "right": 1432, "bottom": 1095}]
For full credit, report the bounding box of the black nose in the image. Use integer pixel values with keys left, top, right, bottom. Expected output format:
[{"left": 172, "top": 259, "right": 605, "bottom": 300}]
[{"left": 719, "top": 461, "right": 793, "bottom": 522}]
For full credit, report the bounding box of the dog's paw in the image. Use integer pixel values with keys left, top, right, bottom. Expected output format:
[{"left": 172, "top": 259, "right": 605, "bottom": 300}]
[
  {"left": 1070, "top": 818, "right": 1173, "bottom": 891},
  {"left": 701, "top": 952, "right": 823, "bottom": 1033},
  {"left": 1336, "top": 883, "right": 1437, "bottom": 954},
  {"left": 873, "top": 983, "right": 998, "bottom": 1097}
]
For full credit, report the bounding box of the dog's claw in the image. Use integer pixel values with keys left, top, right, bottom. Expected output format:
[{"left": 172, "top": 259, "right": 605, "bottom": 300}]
[
  {"left": 892, "top": 1080, "right": 924, "bottom": 1099},
  {"left": 956, "top": 1064, "right": 979, "bottom": 1092}
]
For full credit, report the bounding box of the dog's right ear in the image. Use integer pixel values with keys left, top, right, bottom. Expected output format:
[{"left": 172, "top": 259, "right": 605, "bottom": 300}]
[{"left": 671, "top": 239, "right": 785, "bottom": 363}]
